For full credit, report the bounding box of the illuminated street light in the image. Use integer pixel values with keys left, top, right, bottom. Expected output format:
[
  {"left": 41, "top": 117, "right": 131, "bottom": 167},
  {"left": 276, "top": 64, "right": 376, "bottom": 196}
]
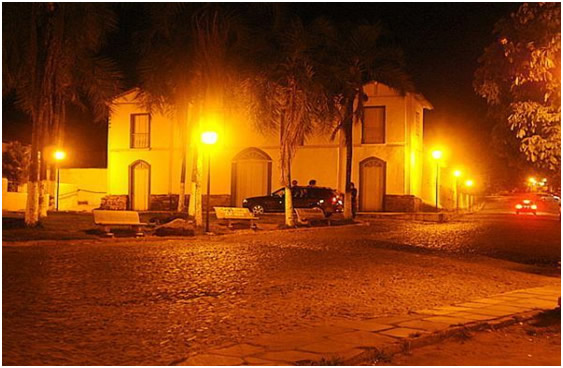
[
  {"left": 431, "top": 150, "right": 443, "bottom": 211},
  {"left": 53, "top": 150, "right": 66, "bottom": 161},
  {"left": 465, "top": 179, "right": 474, "bottom": 187},
  {"left": 201, "top": 131, "right": 218, "bottom": 145},
  {"left": 528, "top": 177, "right": 537, "bottom": 184},
  {"left": 201, "top": 131, "right": 218, "bottom": 233},
  {"left": 453, "top": 170, "right": 462, "bottom": 177},
  {"left": 53, "top": 150, "right": 66, "bottom": 211}
]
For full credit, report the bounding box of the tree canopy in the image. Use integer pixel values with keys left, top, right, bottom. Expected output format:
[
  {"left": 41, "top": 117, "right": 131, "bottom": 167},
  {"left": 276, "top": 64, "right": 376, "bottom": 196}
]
[{"left": 474, "top": 2, "right": 561, "bottom": 171}]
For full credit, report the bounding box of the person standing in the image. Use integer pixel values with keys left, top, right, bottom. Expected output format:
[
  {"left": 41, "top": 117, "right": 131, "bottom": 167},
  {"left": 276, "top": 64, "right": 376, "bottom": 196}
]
[
  {"left": 308, "top": 179, "right": 317, "bottom": 187},
  {"left": 349, "top": 182, "right": 358, "bottom": 218}
]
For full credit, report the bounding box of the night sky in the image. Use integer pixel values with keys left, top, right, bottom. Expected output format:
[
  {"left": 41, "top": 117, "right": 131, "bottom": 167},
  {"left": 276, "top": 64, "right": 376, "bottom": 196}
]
[{"left": 2, "top": 2, "right": 521, "bottom": 171}]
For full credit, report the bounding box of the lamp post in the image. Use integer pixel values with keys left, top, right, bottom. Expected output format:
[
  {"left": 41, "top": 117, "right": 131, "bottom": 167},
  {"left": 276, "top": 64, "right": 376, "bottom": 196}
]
[
  {"left": 453, "top": 169, "right": 462, "bottom": 212},
  {"left": 53, "top": 150, "right": 66, "bottom": 211},
  {"left": 432, "top": 150, "right": 443, "bottom": 211},
  {"left": 201, "top": 131, "right": 218, "bottom": 233}
]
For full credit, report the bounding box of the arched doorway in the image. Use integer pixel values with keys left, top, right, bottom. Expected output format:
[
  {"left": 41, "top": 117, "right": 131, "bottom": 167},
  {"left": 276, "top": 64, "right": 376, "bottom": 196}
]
[
  {"left": 359, "top": 157, "right": 386, "bottom": 211},
  {"left": 231, "top": 148, "right": 272, "bottom": 207},
  {"left": 129, "top": 160, "right": 150, "bottom": 211}
]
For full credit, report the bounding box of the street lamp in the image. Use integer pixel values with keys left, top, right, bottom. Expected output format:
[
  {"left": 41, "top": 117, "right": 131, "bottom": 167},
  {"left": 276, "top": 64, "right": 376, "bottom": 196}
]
[
  {"left": 201, "top": 131, "right": 218, "bottom": 233},
  {"left": 432, "top": 150, "right": 443, "bottom": 211},
  {"left": 53, "top": 149, "right": 66, "bottom": 211},
  {"left": 453, "top": 170, "right": 462, "bottom": 212}
]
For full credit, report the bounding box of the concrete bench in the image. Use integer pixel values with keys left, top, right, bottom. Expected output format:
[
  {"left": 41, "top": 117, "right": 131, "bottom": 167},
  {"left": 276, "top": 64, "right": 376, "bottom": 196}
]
[
  {"left": 214, "top": 207, "right": 258, "bottom": 229},
  {"left": 295, "top": 207, "right": 331, "bottom": 226},
  {"left": 93, "top": 210, "right": 148, "bottom": 237}
]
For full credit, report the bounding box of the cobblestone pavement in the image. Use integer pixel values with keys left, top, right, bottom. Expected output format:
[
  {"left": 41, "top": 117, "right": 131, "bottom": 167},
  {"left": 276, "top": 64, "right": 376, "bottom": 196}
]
[
  {"left": 2, "top": 210, "right": 560, "bottom": 365},
  {"left": 180, "top": 285, "right": 561, "bottom": 365}
]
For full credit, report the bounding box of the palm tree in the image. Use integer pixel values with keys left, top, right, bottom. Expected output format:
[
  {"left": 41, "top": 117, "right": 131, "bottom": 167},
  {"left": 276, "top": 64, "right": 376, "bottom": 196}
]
[
  {"left": 318, "top": 22, "right": 413, "bottom": 218},
  {"left": 243, "top": 15, "right": 335, "bottom": 227},
  {"left": 3, "top": 3, "right": 122, "bottom": 226},
  {"left": 137, "top": 4, "right": 246, "bottom": 226}
]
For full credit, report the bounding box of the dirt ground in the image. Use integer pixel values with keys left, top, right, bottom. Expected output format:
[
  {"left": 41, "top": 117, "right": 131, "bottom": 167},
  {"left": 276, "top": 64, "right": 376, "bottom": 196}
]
[{"left": 386, "top": 310, "right": 561, "bottom": 366}]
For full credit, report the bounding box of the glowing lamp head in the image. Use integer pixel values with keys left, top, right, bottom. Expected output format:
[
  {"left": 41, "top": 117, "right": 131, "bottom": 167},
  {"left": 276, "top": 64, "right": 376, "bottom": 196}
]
[
  {"left": 453, "top": 170, "right": 462, "bottom": 178},
  {"left": 531, "top": 204, "right": 537, "bottom": 210},
  {"left": 431, "top": 150, "right": 443, "bottom": 160},
  {"left": 53, "top": 150, "right": 66, "bottom": 161},
  {"left": 465, "top": 179, "right": 474, "bottom": 187},
  {"left": 515, "top": 204, "right": 523, "bottom": 209},
  {"left": 201, "top": 131, "right": 218, "bottom": 145},
  {"left": 528, "top": 177, "right": 536, "bottom": 184}
]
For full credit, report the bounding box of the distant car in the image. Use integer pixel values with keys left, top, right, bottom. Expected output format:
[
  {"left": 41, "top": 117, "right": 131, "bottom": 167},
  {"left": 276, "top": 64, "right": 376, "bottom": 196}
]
[
  {"left": 536, "top": 193, "right": 561, "bottom": 203},
  {"left": 515, "top": 199, "right": 537, "bottom": 215},
  {"left": 242, "top": 186, "right": 343, "bottom": 216}
]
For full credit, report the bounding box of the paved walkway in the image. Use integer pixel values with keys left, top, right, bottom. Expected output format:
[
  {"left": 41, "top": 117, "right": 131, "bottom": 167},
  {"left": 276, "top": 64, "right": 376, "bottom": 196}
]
[{"left": 178, "top": 285, "right": 560, "bottom": 365}]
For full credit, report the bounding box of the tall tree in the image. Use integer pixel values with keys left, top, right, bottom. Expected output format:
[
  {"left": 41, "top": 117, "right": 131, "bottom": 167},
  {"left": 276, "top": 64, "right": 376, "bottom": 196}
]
[
  {"left": 474, "top": 2, "right": 561, "bottom": 172},
  {"left": 243, "top": 15, "right": 335, "bottom": 226},
  {"left": 137, "top": 4, "right": 246, "bottom": 226},
  {"left": 3, "top": 3, "right": 121, "bottom": 225},
  {"left": 318, "top": 22, "right": 413, "bottom": 218}
]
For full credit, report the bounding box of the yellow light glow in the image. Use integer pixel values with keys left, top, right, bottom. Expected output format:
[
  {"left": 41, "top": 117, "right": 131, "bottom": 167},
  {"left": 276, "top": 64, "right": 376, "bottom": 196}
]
[
  {"left": 53, "top": 150, "right": 66, "bottom": 161},
  {"left": 465, "top": 179, "right": 474, "bottom": 187},
  {"left": 453, "top": 170, "right": 462, "bottom": 177},
  {"left": 201, "top": 131, "right": 218, "bottom": 145},
  {"left": 542, "top": 178, "right": 547, "bottom": 182},
  {"left": 528, "top": 177, "right": 536, "bottom": 184},
  {"left": 431, "top": 150, "right": 443, "bottom": 160}
]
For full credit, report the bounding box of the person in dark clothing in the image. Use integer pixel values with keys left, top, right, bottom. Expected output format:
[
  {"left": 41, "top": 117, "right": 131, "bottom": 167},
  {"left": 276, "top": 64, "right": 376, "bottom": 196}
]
[
  {"left": 349, "top": 182, "right": 358, "bottom": 218},
  {"left": 291, "top": 180, "right": 298, "bottom": 187},
  {"left": 308, "top": 179, "right": 317, "bottom": 186}
]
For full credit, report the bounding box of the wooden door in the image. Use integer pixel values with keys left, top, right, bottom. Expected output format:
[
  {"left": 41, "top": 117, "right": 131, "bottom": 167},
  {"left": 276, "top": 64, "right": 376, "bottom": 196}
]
[
  {"left": 360, "top": 157, "right": 385, "bottom": 211},
  {"left": 131, "top": 161, "right": 150, "bottom": 211},
  {"left": 235, "top": 160, "right": 269, "bottom": 207}
]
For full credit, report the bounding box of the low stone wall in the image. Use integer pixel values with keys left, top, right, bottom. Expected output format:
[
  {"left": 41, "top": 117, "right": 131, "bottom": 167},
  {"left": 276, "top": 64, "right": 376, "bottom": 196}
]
[
  {"left": 99, "top": 194, "right": 231, "bottom": 211},
  {"left": 384, "top": 195, "right": 422, "bottom": 212},
  {"left": 100, "top": 195, "right": 128, "bottom": 210},
  {"left": 202, "top": 194, "right": 231, "bottom": 210}
]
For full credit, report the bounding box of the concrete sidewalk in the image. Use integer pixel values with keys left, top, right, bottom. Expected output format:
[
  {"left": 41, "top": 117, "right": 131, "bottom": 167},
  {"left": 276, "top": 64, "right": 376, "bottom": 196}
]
[{"left": 177, "top": 285, "right": 560, "bottom": 366}]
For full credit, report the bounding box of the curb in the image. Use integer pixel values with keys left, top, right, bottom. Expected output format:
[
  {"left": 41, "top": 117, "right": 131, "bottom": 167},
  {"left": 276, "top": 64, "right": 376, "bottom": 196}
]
[{"left": 340, "top": 310, "right": 544, "bottom": 365}]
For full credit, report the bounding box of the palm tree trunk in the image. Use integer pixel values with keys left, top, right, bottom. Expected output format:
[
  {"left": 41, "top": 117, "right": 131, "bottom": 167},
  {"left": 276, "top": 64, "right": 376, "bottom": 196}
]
[
  {"left": 191, "top": 147, "right": 203, "bottom": 227},
  {"left": 177, "top": 105, "right": 188, "bottom": 213},
  {"left": 343, "top": 98, "right": 354, "bottom": 219},
  {"left": 25, "top": 125, "right": 40, "bottom": 226},
  {"left": 38, "top": 154, "right": 49, "bottom": 217}
]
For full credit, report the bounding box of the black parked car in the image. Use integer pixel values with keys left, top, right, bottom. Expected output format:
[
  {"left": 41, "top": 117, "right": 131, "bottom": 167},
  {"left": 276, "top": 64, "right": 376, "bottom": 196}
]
[{"left": 242, "top": 186, "right": 343, "bottom": 216}]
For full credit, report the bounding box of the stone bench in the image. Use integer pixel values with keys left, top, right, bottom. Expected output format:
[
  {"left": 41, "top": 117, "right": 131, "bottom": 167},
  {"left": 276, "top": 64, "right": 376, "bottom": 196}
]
[
  {"left": 93, "top": 210, "right": 148, "bottom": 237},
  {"left": 214, "top": 207, "right": 258, "bottom": 229},
  {"left": 295, "top": 207, "right": 331, "bottom": 226}
]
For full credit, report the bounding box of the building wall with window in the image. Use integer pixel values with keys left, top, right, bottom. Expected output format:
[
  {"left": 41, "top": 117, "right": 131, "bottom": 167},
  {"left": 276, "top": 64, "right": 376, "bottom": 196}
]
[{"left": 106, "top": 83, "right": 433, "bottom": 212}]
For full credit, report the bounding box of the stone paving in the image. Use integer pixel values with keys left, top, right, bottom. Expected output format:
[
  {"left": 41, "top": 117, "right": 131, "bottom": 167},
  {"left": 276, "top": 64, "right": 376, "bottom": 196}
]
[{"left": 178, "top": 284, "right": 560, "bottom": 365}]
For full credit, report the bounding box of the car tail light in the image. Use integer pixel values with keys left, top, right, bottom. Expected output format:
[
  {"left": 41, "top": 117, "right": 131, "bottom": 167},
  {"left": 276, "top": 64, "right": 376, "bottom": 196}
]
[
  {"left": 332, "top": 197, "right": 337, "bottom": 203},
  {"left": 515, "top": 204, "right": 523, "bottom": 209},
  {"left": 531, "top": 204, "right": 537, "bottom": 210}
]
